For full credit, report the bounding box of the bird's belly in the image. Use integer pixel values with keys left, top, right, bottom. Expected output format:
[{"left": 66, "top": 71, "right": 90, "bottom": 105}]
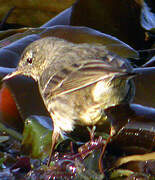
[
  {"left": 44, "top": 86, "right": 105, "bottom": 132},
  {"left": 77, "top": 105, "right": 105, "bottom": 125}
]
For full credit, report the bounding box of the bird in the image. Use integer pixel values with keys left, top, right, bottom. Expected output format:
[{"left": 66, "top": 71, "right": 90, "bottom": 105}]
[{"left": 3, "top": 36, "right": 135, "bottom": 166}]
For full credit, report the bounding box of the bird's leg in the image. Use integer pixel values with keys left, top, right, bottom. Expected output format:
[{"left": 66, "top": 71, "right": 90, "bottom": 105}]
[
  {"left": 110, "top": 125, "right": 116, "bottom": 136},
  {"left": 70, "top": 141, "right": 74, "bottom": 153},
  {"left": 98, "top": 125, "right": 116, "bottom": 174},
  {"left": 47, "top": 129, "right": 60, "bottom": 166},
  {"left": 87, "top": 126, "right": 96, "bottom": 141}
]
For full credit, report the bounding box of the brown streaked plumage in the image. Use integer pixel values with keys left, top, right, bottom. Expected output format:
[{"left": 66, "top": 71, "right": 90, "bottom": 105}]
[{"left": 3, "top": 37, "right": 135, "bottom": 166}]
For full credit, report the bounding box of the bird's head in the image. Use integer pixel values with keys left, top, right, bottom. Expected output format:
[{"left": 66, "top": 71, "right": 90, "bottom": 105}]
[{"left": 3, "top": 37, "right": 58, "bottom": 81}]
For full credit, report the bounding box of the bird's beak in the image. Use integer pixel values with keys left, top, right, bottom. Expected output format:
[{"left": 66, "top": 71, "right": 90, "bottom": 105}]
[{"left": 2, "top": 70, "right": 22, "bottom": 81}]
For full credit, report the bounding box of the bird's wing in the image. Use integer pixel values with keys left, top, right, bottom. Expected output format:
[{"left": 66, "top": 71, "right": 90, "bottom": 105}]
[{"left": 45, "top": 58, "right": 128, "bottom": 97}]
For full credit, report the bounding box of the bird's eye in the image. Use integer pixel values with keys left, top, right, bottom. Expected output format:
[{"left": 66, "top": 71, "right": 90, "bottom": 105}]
[{"left": 27, "top": 58, "right": 33, "bottom": 64}]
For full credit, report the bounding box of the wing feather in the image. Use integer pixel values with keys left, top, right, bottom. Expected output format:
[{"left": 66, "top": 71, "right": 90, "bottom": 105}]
[{"left": 45, "top": 59, "right": 128, "bottom": 97}]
